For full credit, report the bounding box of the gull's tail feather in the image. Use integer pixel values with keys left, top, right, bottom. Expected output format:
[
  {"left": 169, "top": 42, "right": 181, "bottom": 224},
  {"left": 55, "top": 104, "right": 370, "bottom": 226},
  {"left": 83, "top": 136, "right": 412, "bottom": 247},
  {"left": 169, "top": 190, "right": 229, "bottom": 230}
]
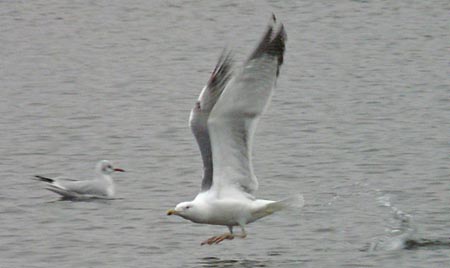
[
  {"left": 251, "top": 194, "right": 304, "bottom": 222},
  {"left": 267, "top": 194, "right": 305, "bottom": 212}
]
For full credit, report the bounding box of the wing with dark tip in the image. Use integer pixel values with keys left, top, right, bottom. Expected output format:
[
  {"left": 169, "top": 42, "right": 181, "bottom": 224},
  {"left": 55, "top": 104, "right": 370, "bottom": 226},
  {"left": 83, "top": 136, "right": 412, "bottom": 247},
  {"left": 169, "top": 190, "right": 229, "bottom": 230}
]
[
  {"left": 189, "top": 51, "right": 234, "bottom": 191},
  {"left": 248, "top": 15, "right": 286, "bottom": 76},
  {"left": 207, "top": 16, "right": 286, "bottom": 196},
  {"left": 35, "top": 175, "right": 111, "bottom": 198},
  {"left": 34, "top": 175, "right": 54, "bottom": 183}
]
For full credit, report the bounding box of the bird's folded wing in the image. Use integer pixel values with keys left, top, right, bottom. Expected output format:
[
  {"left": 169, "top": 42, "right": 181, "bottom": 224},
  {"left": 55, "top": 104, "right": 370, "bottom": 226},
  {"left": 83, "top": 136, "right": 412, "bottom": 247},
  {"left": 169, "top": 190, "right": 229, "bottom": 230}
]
[
  {"left": 55, "top": 180, "right": 107, "bottom": 196},
  {"left": 46, "top": 185, "right": 81, "bottom": 199}
]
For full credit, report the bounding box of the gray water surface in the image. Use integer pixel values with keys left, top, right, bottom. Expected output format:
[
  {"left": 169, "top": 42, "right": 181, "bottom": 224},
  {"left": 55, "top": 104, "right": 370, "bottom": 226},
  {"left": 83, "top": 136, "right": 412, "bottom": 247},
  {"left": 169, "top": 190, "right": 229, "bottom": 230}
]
[{"left": 1, "top": 1, "right": 449, "bottom": 267}]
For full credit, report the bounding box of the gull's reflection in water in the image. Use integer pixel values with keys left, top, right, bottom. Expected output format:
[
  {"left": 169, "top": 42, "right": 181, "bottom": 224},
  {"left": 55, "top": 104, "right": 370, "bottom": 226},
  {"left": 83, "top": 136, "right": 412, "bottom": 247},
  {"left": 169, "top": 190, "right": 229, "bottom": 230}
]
[{"left": 198, "top": 257, "right": 269, "bottom": 268}]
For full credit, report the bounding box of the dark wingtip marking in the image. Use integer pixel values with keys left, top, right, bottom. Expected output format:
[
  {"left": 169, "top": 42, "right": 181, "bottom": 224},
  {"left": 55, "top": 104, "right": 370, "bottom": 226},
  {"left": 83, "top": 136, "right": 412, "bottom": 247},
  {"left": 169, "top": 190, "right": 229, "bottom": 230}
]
[
  {"left": 248, "top": 15, "right": 287, "bottom": 76},
  {"left": 35, "top": 175, "right": 54, "bottom": 183},
  {"left": 195, "top": 101, "right": 201, "bottom": 110},
  {"left": 195, "top": 51, "right": 234, "bottom": 193},
  {"left": 207, "top": 50, "right": 234, "bottom": 93}
]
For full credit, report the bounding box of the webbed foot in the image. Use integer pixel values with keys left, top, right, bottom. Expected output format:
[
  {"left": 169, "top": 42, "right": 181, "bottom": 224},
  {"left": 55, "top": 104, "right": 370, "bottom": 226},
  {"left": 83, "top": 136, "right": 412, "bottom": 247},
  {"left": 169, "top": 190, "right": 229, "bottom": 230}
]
[{"left": 201, "top": 233, "right": 235, "bottom": 245}]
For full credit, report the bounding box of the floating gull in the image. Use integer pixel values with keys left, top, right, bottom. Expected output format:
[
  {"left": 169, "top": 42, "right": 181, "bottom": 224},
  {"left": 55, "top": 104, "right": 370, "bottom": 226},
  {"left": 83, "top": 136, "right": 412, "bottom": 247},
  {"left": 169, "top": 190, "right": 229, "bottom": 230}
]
[
  {"left": 167, "top": 15, "right": 304, "bottom": 245},
  {"left": 35, "top": 160, "right": 124, "bottom": 200}
]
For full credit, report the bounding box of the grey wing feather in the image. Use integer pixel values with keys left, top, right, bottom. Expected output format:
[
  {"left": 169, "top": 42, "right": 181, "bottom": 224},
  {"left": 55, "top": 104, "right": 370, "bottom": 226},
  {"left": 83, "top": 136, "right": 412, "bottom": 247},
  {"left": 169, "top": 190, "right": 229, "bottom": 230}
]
[
  {"left": 207, "top": 16, "right": 286, "bottom": 195},
  {"left": 45, "top": 185, "right": 81, "bottom": 199},
  {"left": 189, "top": 51, "right": 234, "bottom": 191},
  {"left": 57, "top": 180, "right": 108, "bottom": 196}
]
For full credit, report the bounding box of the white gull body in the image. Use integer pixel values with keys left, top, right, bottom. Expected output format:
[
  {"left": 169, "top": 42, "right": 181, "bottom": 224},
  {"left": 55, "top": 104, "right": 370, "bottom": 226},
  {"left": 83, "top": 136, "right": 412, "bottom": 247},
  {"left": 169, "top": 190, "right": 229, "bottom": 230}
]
[
  {"left": 167, "top": 16, "right": 303, "bottom": 245},
  {"left": 35, "top": 160, "right": 124, "bottom": 200}
]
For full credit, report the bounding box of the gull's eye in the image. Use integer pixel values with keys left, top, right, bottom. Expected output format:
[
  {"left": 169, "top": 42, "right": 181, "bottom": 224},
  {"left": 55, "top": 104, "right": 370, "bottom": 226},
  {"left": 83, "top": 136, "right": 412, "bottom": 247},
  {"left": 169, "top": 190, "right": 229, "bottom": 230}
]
[{"left": 186, "top": 206, "right": 191, "bottom": 209}]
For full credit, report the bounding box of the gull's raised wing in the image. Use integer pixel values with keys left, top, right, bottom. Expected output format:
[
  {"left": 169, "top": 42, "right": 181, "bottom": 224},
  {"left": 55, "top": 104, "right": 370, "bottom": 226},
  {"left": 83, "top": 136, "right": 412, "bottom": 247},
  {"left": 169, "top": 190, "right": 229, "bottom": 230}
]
[
  {"left": 189, "top": 52, "right": 234, "bottom": 191},
  {"left": 208, "top": 16, "right": 286, "bottom": 196}
]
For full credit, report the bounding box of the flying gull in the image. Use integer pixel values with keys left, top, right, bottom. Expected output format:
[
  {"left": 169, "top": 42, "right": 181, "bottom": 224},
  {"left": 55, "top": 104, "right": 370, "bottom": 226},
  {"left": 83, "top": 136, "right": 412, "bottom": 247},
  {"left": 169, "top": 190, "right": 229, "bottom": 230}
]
[
  {"left": 35, "top": 160, "right": 125, "bottom": 200},
  {"left": 167, "top": 15, "right": 304, "bottom": 245}
]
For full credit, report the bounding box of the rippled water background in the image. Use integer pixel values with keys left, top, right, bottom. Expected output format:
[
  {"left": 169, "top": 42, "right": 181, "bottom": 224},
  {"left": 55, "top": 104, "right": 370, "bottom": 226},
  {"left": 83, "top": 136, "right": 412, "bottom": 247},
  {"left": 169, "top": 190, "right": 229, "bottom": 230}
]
[{"left": 1, "top": 1, "right": 449, "bottom": 267}]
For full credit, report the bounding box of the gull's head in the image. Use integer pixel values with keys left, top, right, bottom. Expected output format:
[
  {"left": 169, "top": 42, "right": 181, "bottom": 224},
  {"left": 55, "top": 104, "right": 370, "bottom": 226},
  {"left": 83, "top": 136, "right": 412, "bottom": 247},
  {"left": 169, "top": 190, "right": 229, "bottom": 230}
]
[
  {"left": 167, "top": 201, "right": 198, "bottom": 220},
  {"left": 96, "top": 160, "right": 125, "bottom": 175}
]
